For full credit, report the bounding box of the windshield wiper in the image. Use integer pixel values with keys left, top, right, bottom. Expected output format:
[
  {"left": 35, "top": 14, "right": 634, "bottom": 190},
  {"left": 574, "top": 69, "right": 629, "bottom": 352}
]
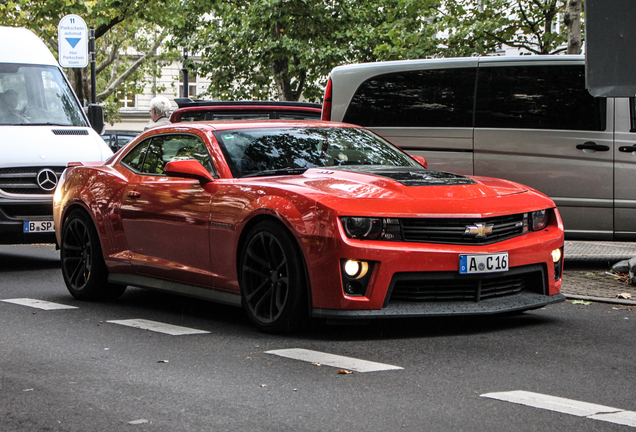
[
  {"left": 242, "top": 167, "right": 308, "bottom": 178},
  {"left": 26, "top": 122, "right": 76, "bottom": 126}
]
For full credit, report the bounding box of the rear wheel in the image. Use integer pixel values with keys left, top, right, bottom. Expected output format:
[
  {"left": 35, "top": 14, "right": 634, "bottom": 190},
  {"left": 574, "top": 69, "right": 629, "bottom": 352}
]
[
  {"left": 60, "top": 209, "right": 126, "bottom": 300},
  {"left": 239, "top": 221, "right": 307, "bottom": 333}
]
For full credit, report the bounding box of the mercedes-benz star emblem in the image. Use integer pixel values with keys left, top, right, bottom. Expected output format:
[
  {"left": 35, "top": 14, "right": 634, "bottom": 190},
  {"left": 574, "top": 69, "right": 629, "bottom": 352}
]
[{"left": 37, "top": 169, "right": 58, "bottom": 192}]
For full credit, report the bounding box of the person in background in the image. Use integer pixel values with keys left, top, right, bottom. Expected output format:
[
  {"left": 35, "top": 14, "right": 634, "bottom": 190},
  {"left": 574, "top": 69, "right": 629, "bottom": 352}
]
[{"left": 145, "top": 96, "right": 172, "bottom": 130}]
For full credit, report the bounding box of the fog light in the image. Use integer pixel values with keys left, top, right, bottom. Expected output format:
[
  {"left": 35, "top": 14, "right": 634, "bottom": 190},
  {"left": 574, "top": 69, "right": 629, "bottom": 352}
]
[
  {"left": 343, "top": 260, "right": 369, "bottom": 279},
  {"left": 552, "top": 248, "right": 562, "bottom": 263}
]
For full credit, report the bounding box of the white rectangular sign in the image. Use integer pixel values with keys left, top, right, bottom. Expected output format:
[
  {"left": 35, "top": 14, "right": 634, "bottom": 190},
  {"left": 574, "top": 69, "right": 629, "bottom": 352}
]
[{"left": 58, "top": 14, "right": 88, "bottom": 68}]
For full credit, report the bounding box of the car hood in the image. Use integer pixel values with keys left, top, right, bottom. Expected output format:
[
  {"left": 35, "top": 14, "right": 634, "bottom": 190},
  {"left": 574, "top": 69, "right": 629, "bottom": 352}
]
[
  {"left": 253, "top": 167, "right": 553, "bottom": 217},
  {"left": 0, "top": 126, "right": 112, "bottom": 168}
]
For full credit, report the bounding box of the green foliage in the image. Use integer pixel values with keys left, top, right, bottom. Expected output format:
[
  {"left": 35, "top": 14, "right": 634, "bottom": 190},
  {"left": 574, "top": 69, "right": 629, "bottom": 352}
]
[
  {"left": 436, "top": 0, "right": 570, "bottom": 55},
  {"left": 173, "top": 0, "right": 440, "bottom": 102}
]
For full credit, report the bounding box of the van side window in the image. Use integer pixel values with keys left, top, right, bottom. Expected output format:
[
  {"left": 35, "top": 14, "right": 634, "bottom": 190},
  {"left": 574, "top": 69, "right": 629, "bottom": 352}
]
[
  {"left": 476, "top": 65, "right": 606, "bottom": 131},
  {"left": 630, "top": 98, "right": 636, "bottom": 132},
  {"left": 343, "top": 68, "right": 477, "bottom": 128}
]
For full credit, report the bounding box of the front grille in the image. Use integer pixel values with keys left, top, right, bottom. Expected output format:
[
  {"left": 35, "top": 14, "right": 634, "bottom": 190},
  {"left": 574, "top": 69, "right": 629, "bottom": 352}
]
[
  {"left": 401, "top": 213, "right": 526, "bottom": 245},
  {"left": 0, "top": 203, "right": 52, "bottom": 218},
  {"left": 52, "top": 129, "right": 89, "bottom": 135},
  {"left": 0, "top": 166, "right": 65, "bottom": 195},
  {"left": 387, "top": 265, "right": 545, "bottom": 304}
]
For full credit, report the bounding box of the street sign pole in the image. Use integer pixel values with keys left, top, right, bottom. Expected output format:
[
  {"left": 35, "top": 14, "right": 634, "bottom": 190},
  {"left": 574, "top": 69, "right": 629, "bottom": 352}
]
[{"left": 90, "top": 27, "right": 96, "bottom": 104}]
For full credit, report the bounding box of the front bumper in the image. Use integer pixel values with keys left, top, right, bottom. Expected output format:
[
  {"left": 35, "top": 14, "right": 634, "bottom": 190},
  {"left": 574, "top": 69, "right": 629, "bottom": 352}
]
[{"left": 0, "top": 197, "right": 56, "bottom": 245}]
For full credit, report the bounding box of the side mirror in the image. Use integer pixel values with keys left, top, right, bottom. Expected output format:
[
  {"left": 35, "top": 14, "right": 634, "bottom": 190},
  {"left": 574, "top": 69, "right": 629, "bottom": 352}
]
[
  {"left": 164, "top": 160, "right": 215, "bottom": 183},
  {"left": 412, "top": 155, "right": 428, "bottom": 169},
  {"left": 87, "top": 104, "right": 105, "bottom": 135}
]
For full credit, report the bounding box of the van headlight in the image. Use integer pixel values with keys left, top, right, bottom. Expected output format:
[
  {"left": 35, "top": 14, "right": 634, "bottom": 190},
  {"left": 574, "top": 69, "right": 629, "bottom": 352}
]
[
  {"left": 340, "top": 217, "right": 401, "bottom": 241},
  {"left": 530, "top": 209, "right": 549, "bottom": 231}
]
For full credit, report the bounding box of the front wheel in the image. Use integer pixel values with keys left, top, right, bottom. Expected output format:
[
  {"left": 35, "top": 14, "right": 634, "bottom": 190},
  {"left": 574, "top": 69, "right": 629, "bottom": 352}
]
[
  {"left": 60, "top": 209, "right": 126, "bottom": 300},
  {"left": 239, "top": 221, "right": 307, "bottom": 333}
]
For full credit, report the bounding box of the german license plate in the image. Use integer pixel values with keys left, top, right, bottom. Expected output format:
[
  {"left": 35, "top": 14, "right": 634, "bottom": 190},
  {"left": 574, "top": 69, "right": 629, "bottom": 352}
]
[
  {"left": 23, "top": 221, "right": 55, "bottom": 233},
  {"left": 459, "top": 253, "right": 508, "bottom": 274}
]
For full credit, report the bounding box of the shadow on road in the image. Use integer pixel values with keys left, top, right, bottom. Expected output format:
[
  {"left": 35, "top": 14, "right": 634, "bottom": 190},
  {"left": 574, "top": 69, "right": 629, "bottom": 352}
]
[{"left": 0, "top": 244, "right": 60, "bottom": 271}]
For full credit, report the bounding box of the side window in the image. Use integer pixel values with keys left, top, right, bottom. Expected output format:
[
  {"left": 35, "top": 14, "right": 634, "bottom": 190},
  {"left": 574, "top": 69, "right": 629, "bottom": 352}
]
[
  {"left": 138, "top": 134, "right": 216, "bottom": 176},
  {"left": 476, "top": 65, "right": 606, "bottom": 131},
  {"left": 342, "top": 68, "right": 477, "bottom": 128},
  {"left": 121, "top": 139, "right": 150, "bottom": 172},
  {"left": 630, "top": 98, "right": 636, "bottom": 132}
]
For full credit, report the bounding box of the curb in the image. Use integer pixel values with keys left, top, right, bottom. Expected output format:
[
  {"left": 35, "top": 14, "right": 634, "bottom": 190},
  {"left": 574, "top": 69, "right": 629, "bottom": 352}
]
[{"left": 565, "top": 294, "right": 636, "bottom": 306}]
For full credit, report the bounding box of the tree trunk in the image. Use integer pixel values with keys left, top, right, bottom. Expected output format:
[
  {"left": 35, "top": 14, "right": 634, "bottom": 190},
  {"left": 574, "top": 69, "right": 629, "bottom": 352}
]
[{"left": 564, "top": 0, "right": 582, "bottom": 55}]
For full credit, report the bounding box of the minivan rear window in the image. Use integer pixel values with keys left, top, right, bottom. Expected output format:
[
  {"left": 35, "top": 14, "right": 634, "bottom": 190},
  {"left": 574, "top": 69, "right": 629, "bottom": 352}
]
[
  {"left": 343, "top": 68, "right": 477, "bottom": 128},
  {"left": 475, "top": 65, "right": 606, "bottom": 131}
]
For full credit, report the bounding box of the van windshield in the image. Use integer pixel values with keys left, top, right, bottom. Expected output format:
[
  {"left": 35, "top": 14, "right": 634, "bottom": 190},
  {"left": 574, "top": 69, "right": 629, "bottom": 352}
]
[{"left": 0, "top": 63, "right": 88, "bottom": 127}]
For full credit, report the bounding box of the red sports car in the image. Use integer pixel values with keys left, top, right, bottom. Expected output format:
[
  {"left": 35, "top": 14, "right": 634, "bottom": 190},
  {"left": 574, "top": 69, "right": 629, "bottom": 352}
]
[{"left": 53, "top": 121, "right": 565, "bottom": 333}]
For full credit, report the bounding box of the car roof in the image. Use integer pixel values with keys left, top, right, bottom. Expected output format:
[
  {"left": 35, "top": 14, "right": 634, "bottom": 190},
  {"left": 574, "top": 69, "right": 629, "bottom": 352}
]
[
  {"left": 173, "top": 98, "right": 322, "bottom": 110},
  {"left": 145, "top": 119, "right": 355, "bottom": 133}
]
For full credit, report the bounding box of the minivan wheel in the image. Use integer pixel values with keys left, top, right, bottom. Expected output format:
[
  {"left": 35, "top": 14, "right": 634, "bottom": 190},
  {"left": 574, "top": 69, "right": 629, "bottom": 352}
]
[{"left": 60, "top": 210, "right": 126, "bottom": 300}]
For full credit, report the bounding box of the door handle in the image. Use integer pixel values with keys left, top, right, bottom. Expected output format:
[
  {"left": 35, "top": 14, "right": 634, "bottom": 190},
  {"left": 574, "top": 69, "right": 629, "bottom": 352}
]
[
  {"left": 619, "top": 145, "right": 636, "bottom": 153},
  {"left": 576, "top": 141, "right": 610, "bottom": 152},
  {"left": 127, "top": 190, "right": 141, "bottom": 199}
]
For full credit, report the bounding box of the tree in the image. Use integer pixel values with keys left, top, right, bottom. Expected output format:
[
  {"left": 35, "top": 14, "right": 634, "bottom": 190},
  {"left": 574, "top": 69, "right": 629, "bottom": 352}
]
[
  {"left": 173, "top": 0, "right": 440, "bottom": 102},
  {"left": 437, "top": 0, "right": 570, "bottom": 56},
  {"left": 563, "top": 0, "right": 582, "bottom": 54},
  {"left": 0, "top": 0, "right": 180, "bottom": 121}
]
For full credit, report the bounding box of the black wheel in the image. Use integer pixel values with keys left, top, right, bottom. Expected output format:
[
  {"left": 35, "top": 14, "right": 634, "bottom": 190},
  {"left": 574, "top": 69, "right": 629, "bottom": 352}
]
[
  {"left": 60, "top": 210, "right": 126, "bottom": 300},
  {"left": 239, "top": 221, "right": 307, "bottom": 333}
]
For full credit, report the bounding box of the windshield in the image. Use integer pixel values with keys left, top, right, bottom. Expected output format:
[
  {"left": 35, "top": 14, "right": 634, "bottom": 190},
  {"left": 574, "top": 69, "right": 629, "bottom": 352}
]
[
  {"left": 0, "top": 63, "right": 88, "bottom": 126},
  {"left": 214, "top": 126, "right": 419, "bottom": 178}
]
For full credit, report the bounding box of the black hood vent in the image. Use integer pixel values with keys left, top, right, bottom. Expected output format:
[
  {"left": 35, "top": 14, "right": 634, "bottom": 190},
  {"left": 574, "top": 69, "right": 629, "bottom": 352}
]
[
  {"left": 338, "top": 166, "right": 476, "bottom": 186},
  {"left": 52, "top": 129, "right": 89, "bottom": 136}
]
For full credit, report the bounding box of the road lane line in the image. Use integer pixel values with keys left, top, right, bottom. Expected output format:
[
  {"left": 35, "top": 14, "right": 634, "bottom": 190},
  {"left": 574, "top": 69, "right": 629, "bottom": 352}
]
[
  {"left": 1, "top": 298, "right": 78, "bottom": 310},
  {"left": 481, "top": 390, "right": 636, "bottom": 428},
  {"left": 265, "top": 348, "right": 403, "bottom": 373},
  {"left": 106, "top": 319, "right": 210, "bottom": 336}
]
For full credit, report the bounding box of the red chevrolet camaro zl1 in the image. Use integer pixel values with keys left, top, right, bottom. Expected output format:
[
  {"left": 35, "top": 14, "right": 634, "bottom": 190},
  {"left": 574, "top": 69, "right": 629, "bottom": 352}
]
[{"left": 53, "top": 120, "right": 565, "bottom": 333}]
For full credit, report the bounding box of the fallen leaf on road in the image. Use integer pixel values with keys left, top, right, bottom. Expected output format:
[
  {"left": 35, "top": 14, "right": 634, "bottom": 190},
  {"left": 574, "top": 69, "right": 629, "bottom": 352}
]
[
  {"left": 571, "top": 300, "right": 592, "bottom": 305},
  {"left": 157, "top": 360, "right": 169, "bottom": 363},
  {"left": 615, "top": 293, "right": 632, "bottom": 299},
  {"left": 311, "top": 362, "right": 321, "bottom": 367},
  {"left": 337, "top": 369, "right": 353, "bottom": 374}
]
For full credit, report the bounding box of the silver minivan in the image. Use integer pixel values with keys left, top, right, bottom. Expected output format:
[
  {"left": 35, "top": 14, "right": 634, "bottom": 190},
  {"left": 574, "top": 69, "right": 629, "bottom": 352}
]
[{"left": 322, "top": 55, "right": 636, "bottom": 241}]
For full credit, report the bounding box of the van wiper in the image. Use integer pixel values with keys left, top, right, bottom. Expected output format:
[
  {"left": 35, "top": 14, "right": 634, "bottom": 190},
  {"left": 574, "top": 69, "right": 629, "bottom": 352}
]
[
  {"left": 242, "top": 167, "right": 308, "bottom": 178},
  {"left": 26, "top": 122, "right": 75, "bottom": 126}
]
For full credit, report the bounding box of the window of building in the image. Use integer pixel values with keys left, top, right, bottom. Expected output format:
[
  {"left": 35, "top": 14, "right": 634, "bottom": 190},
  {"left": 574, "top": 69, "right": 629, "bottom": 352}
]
[{"left": 179, "top": 72, "right": 197, "bottom": 98}]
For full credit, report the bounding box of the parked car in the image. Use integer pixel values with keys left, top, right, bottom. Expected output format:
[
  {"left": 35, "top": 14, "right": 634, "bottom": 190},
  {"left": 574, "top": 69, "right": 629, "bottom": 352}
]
[
  {"left": 323, "top": 55, "right": 636, "bottom": 241},
  {"left": 171, "top": 98, "right": 322, "bottom": 122},
  {"left": 0, "top": 26, "right": 112, "bottom": 246},
  {"left": 53, "top": 120, "right": 564, "bottom": 333},
  {"left": 101, "top": 130, "right": 138, "bottom": 152}
]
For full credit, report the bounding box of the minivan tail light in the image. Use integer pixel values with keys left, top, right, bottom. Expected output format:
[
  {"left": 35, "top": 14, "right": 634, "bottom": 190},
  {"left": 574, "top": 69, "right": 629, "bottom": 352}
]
[{"left": 321, "top": 77, "right": 332, "bottom": 121}]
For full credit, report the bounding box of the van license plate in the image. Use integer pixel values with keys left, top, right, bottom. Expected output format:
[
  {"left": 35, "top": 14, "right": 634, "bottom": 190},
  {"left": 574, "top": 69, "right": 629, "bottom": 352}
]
[
  {"left": 459, "top": 253, "right": 508, "bottom": 274},
  {"left": 24, "top": 221, "right": 55, "bottom": 233}
]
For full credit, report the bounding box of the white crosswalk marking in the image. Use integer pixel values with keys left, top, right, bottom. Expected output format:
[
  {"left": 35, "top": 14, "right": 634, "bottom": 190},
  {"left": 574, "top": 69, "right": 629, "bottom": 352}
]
[
  {"left": 481, "top": 390, "right": 636, "bottom": 428},
  {"left": 1, "top": 298, "right": 78, "bottom": 310},
  {"left": 265, "top": 348, "right": 403, "bottom": 373},
  {"left": 106, "top": 319, "right": 210, "bottom": 336}
]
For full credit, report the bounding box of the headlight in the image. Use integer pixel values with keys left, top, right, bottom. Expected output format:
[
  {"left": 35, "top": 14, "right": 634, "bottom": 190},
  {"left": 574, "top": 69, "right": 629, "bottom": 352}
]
[
  {"left": 340, "top": 217, "right": 401, "bottom": 241},
  {"left": 530, "top": 209, "right": 549, "bottom": 231}
]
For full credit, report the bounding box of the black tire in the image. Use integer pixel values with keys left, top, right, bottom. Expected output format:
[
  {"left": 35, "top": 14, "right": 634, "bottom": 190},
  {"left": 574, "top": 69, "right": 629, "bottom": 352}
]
[
  {"left": 239, "top": 220, "right": 307, "bottom": 333},
  {"left": 60, "top": 209, "right": 126, "bottom": 300}
]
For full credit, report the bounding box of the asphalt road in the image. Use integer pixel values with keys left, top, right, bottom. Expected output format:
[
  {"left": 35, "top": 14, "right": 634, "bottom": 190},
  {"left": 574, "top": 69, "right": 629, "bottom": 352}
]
[{"left": 1, "top": 244, "right": 635, "bottom": 431}]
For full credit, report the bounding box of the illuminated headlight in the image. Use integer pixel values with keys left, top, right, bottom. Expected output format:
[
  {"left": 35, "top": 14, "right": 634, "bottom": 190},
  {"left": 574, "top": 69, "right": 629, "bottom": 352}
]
[
  {"left": 343, "top": 259, "right": 369, "bottom": 279},
  {"left": 340, "top": 217, "right": 401, "bottom": 241},
  {"left": 530, "top": 209, "right": 549, "bottom": 231}
]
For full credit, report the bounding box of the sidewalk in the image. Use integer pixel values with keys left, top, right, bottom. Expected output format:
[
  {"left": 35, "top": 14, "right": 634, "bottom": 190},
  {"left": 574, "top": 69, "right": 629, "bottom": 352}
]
[{"left": 562, "top": 241, "right": 636, "bottom": 305}]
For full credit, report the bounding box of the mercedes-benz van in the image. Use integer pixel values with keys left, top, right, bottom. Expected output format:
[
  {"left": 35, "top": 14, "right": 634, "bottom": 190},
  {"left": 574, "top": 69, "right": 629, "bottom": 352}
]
[
  {"left": 323, "top": 55, "right": 636, "bottom": 241},
  {"left": 0, "top": 26, "right": 112, "bottom": 245}
]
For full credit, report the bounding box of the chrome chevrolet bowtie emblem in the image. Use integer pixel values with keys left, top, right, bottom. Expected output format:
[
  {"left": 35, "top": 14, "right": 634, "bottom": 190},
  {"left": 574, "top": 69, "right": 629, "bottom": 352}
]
[
  {"left": 37, "top": 168, "right": 58, "bottom": 191},
  {"left": 464, "top": 222, "right": 494, "bottom": 238}
]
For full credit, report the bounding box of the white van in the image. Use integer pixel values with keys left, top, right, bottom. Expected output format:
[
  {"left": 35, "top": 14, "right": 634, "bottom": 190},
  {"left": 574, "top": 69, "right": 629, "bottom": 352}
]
[
  {"left": 323, "top": 55, "right": 636, "bottom": 241},
  {"left": 0, "top": 26, "right": 112, "bottom": 245}
]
